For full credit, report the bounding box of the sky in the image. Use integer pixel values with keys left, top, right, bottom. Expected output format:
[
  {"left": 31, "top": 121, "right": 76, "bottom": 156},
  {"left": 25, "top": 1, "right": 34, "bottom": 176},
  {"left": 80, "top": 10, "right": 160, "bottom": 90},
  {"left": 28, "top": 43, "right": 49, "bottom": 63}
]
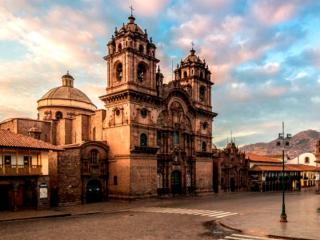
[{"left": 0, "top": 0, "right": 320, "bottom": 148}]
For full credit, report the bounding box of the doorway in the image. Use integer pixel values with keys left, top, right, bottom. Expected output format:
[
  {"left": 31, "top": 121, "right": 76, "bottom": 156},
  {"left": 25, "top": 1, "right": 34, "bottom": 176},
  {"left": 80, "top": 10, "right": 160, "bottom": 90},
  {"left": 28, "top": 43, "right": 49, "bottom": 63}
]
[
  {"left": 171, "top": 170, "right": 182, "bottom": 194},
  {"left": 0, "top": 184, "right": 11, "bottom": 211},
  {"left": 86, "top": 180, "right": 103, "bottom": 203}
]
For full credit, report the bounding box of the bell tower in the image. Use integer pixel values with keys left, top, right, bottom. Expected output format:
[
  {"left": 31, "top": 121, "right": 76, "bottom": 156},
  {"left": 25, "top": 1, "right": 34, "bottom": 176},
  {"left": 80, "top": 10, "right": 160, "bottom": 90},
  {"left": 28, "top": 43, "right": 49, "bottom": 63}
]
[
  {"left": 100, "top": 14, "right": 161, "bottom": 199},
  {"left": 103, "top": 14, "right": 159, "bottom": 96},
  {"left": 174, "top": 47, "right": 213, "bottom": 111}
]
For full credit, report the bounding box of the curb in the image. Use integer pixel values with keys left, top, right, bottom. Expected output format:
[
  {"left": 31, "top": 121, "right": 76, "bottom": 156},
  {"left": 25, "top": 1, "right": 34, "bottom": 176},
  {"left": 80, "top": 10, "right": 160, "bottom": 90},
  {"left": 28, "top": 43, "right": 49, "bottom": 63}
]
[
  {"left": 0, "top": 213, "right": 71, "bottom": 223},
  {"left": 268, "top": 235, "right": 316, "bottom": 240},
  {"left": 0, "top": 209, "right": 132, "bottom": 223},
  {"left": 219, "top": 221, "right": 316, "bottom": 240},
  {"left": 218, "top": 221, "right": 242, "bottom": 233}
]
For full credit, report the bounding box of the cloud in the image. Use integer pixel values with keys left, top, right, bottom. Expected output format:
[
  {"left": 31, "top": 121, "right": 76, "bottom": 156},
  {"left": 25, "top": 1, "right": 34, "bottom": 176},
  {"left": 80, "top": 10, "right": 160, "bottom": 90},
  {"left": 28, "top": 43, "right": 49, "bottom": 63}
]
[
  {"left": 251, "top": 0, "right": 299, "bottom": 25},
  {"left": 117, "top": 0, "right": 170, "bottom": 17}
]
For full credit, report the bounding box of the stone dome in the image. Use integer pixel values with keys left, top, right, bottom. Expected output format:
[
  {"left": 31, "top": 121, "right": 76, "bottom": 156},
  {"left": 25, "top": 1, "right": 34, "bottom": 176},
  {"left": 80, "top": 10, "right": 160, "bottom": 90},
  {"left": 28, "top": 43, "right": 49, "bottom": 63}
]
[
  {"left": 182, "top": 49, "right": 205, "bottom": 64},
  {"left": 40, "top": 86, "right": 93, "bottom": 104},
  {"left": 37, "top": 72, "right": 97, "bottom": 115}
]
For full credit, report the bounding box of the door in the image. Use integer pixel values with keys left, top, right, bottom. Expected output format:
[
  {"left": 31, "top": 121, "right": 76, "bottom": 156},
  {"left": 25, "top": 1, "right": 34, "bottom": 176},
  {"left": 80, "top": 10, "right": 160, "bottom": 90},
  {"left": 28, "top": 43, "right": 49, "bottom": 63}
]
[
  {"left": 171, "top": 170, "right": 182, "bottom": 194},
  {"left": 230, "top": 177, "right": 236, "bottom": 192},
  {"left": 86, "top": 180, "right": 103, "bottom": 203},
  {"left": 0, "top": 184, "right": 11, "bottom": 211}
]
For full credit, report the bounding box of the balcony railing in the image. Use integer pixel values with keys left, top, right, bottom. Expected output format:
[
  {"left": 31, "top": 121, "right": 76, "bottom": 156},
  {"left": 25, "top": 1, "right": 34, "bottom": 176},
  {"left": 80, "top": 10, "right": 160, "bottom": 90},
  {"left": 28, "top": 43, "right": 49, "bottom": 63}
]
[
  {"left": 0, "top": 165, "right": 42, "bottom": 176},
  {"left": 82, "top": 162, "right": 107, "bottom": 176}
]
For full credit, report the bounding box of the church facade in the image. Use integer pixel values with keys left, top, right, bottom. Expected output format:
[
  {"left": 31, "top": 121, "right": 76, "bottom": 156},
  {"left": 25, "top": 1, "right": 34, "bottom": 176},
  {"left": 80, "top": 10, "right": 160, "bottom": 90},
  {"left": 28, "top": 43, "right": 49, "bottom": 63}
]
[{"left": 0, "top": 14, "right": 217, "bottom": 206}]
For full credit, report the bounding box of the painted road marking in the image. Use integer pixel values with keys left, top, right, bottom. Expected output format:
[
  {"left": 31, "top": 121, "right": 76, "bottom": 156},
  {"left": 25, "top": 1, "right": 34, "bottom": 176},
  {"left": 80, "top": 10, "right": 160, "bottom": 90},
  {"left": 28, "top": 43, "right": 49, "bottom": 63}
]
[{"left": 131, "top": 207, "right": 238, "bottom": 219}]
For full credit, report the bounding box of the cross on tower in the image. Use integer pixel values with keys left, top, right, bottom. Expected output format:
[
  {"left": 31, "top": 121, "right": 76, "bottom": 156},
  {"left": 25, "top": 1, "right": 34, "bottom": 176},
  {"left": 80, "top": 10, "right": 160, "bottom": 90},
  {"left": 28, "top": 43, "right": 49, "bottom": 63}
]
[
  {"left": 191, "top": 41, "right": 195, "bottom": 50},
  {"left": 130, "top": 5, "right": 134, "bottom": 16}
]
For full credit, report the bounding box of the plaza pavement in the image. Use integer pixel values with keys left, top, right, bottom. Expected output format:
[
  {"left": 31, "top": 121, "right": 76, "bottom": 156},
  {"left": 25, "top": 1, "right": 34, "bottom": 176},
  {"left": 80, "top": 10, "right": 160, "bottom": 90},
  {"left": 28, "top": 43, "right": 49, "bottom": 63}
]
[{"left": 0, "top": 192, "right": 319, "bottom": 240}]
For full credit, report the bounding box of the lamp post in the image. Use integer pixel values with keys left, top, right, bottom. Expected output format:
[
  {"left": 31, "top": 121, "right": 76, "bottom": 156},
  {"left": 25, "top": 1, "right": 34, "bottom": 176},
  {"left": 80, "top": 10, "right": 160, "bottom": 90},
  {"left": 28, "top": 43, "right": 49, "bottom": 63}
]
[{"left": 276, "top": 122, "right": 292, "bottom": 223}]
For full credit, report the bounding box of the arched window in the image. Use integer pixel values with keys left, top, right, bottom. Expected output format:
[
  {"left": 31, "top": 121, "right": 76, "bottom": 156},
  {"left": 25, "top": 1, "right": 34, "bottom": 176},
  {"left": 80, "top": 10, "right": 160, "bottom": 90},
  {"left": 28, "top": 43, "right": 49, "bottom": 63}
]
[
  {"left": 116, "top": 63, "right": 123, "bottom": 81},
  {"left": 137, "top": 63, "right": 146, "bottom": 82},
  {"left": 199, "top": 86, "right": 206, "bottom": 102},
  {"left": 183, "top": 71, "right": 187, "bottom": 78},
  {"left": 305, "top": 157, "right": 310, "bottom": 164},
  {"left": 55, "top": 111, "right": 63, "bottom": 120},
  {"left": 140, "top": 108, "right": 148, "bottom": 118},
  {"left": 139, "top": 44, "right": 144, "bottom": 54},
  {"left": 202, "top": 122, "right": 208, "bottom": 130},
  {"left": 91, "top": 149, "right": 98, "bottom": 164},
  {"left": 174, "top": 131, "right": 179, "bottom": 145},
  {"left": 200, "top": 72, "right": 204, "bottom": 79},
  {"left": 118, "top": 43, "right": 122, "bottom": 52},
  {"left": 202, "top": 142, "right": 207, "bottom": 152},
  {"left": 140, "top": 133, "right": 147, "bottom": 147}
]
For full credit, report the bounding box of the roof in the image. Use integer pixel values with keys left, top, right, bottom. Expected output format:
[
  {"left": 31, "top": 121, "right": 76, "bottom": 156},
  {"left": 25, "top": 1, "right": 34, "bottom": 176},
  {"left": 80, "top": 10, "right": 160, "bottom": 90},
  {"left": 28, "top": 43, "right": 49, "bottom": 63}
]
[
  {"left": 182, "top": 49, "right": 205, "bottom": 65},
  {"left": 246, "top": 153, "right": 281, "bottom": 163},
  {"left": 250, "top": 164, "right": 320, "bottom": 172},
  {"left": 39, "top": 86, "right": 94, "bottom": 105},
  {"left": 0, "top": 129, "right": 61, "bottom": 151},
  {"left": 38, "top": 73, "right": 96, "bottom": 108}
]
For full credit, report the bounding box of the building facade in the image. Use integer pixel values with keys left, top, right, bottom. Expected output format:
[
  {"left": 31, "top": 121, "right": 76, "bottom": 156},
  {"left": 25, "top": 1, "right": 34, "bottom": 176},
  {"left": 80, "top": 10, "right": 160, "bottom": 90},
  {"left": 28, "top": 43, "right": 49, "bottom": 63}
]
[
  {"left": 212, "top": 142, "right": 249, "bottom": 193},
  {"left": 0, "top": 129, "right": 60, "bottom": 211},
  {"left": 0, "top": 14, "right": 217, "bottom": 206}
]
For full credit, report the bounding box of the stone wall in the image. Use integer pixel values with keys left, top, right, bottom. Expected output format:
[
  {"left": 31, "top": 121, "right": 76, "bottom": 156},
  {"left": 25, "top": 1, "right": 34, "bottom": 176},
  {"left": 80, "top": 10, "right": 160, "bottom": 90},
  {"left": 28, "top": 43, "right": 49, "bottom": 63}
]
[{"left": 57, "top": 147, "right": 82, "bottom": 206}]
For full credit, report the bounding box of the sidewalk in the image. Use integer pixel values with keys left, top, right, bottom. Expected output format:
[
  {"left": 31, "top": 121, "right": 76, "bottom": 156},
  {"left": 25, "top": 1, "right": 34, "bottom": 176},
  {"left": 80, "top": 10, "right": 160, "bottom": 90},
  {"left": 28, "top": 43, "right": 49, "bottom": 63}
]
[{"left": 219, "top": 192, "right": 320, "bottom": 240}]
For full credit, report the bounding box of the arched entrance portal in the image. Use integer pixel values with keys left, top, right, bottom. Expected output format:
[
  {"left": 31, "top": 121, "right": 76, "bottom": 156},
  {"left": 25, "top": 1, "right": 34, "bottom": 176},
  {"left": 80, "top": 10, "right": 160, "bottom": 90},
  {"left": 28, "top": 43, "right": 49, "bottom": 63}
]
[
  {"left": 171, "top": 170, "right": 182, "bottom": 194},
  {"left": 86, "top": 180, "right": 102, "bottom": 203}
]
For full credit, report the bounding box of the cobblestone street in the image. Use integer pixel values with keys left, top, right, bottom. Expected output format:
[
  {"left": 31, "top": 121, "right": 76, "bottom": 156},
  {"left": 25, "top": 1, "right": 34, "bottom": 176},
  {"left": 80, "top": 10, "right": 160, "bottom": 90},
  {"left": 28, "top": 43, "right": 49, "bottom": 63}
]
[{"left": 0, "top": 192, "right": 319, "bottom": 240}]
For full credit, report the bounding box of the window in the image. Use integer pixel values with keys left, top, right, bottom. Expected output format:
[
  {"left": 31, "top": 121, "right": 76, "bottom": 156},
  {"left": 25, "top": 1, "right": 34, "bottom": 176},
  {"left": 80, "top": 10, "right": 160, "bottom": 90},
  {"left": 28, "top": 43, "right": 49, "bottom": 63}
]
[
  {"left": 4, "top": 155, "right": 11, "bottom": 166},
  {"left": 137, "top": 63, "right": 146, "bottom": 82},
  {"left": 174, "top": 131, "right": 179, "bottom": 145},
  {"left": 202, "top": 122, "right": 208, "bottom": 130},
  {"left": 183, "top": 71, "right": 187, "bottom": 78},
  {"left": 23, "top": 156, "right": 31, "bottom": 166},
  {"left": 139, "top": 44, "right": 144, "bottom": 54},
  {"left": 202, "top": 142, "right": 207, "bottom": 152},
  {"left": 140, "top": 108, "right": 148, "bottom": 118},
  {"left": 55, "top": 111, "right": 63, "bottom": 120},
  {"left": 140, "top": 133, "right": 148, "bottom": 147},
  {"left": 157, "top": 131, "right": 161, "bottom": 146},
  {"left": 200, "top": 72, "right": 204, "bottom": 79},
  {"left": 115, "top": 109, "right": 120, "bottom": 116},
  {"left": 305, "top": 157, "right": 310, "bottom": 164},
  {"left": 116, "top": 63, "right": 123, "bottom": 81},
  {"left": 199, "top": 86, "right": 206, "bottom": 101},
  {"left": 113, "top": 176, "right": 118, "bottom": 185},
  {"left": 118, "top": 43, "right": 122, "bottom": 52},
  {"left": 90, "top": 149, "right": 98, "bottom": 164}
]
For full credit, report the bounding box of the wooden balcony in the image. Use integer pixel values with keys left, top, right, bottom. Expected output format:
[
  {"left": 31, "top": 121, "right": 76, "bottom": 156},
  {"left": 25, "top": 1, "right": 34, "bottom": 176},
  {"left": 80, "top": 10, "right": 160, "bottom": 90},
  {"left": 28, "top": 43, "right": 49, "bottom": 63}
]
[{"left": 0, "top": 165, "right": 42, "bottom": 176}]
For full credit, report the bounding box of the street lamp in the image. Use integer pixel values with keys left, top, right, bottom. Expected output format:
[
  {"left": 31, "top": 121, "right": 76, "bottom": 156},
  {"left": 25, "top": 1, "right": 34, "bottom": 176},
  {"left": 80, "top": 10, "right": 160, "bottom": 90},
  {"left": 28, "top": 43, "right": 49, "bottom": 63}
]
[{"left": 276, "top": 122, "right": 291, "bottom": 223}]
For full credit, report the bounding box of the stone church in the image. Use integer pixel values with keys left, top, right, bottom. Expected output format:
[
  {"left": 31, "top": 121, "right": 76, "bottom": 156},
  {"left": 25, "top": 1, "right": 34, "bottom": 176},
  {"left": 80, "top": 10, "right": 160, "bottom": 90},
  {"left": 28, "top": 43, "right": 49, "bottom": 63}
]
[{"left": 0, "top": 14, "right": 217, "bottom": 206}]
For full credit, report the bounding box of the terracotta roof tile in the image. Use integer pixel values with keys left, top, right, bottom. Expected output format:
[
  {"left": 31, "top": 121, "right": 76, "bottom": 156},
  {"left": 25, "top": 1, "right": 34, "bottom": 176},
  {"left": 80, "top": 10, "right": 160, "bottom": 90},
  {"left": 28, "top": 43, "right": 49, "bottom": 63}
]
[
  {"left": 246, "top": 153, "right": 281, "bottom": 163},
  {"left": 0, "top": 129, "right": 61, "bottom": 151}
]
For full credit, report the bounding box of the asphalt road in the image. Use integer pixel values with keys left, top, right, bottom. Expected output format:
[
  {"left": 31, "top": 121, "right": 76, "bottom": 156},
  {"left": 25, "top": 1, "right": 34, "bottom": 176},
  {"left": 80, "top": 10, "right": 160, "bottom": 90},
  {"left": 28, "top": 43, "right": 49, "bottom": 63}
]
[{"left": 0, "top": 191, "right": 319, "bottom": 240}]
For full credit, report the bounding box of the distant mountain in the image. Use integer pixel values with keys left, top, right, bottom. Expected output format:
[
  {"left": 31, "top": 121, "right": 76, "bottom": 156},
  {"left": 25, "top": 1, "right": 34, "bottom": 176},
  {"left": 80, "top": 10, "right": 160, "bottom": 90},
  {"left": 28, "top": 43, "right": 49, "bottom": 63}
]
[{"left": 241, "top": 129, "right": 320, "bottom": 158}]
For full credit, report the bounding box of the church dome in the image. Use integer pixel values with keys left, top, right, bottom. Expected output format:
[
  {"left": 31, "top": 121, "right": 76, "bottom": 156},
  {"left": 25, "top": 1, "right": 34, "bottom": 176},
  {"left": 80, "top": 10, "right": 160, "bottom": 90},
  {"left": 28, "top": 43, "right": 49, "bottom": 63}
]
[
  {"left": 37, "top": 72, "right": 97, "bottom": 115},
  {"left": 182, "top": 49, "right": 205, "bottom": 65}
]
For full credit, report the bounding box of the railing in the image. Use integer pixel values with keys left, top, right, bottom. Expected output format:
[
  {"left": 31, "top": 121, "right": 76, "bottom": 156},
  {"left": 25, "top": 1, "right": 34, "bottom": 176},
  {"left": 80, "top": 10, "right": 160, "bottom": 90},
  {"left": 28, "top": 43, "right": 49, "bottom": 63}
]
[
  {"left": 82, "top": 162, "right": 107, "bottom": 176},
  {"left": 0, "top": 165, "right": 42, "bottom": 176}
]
